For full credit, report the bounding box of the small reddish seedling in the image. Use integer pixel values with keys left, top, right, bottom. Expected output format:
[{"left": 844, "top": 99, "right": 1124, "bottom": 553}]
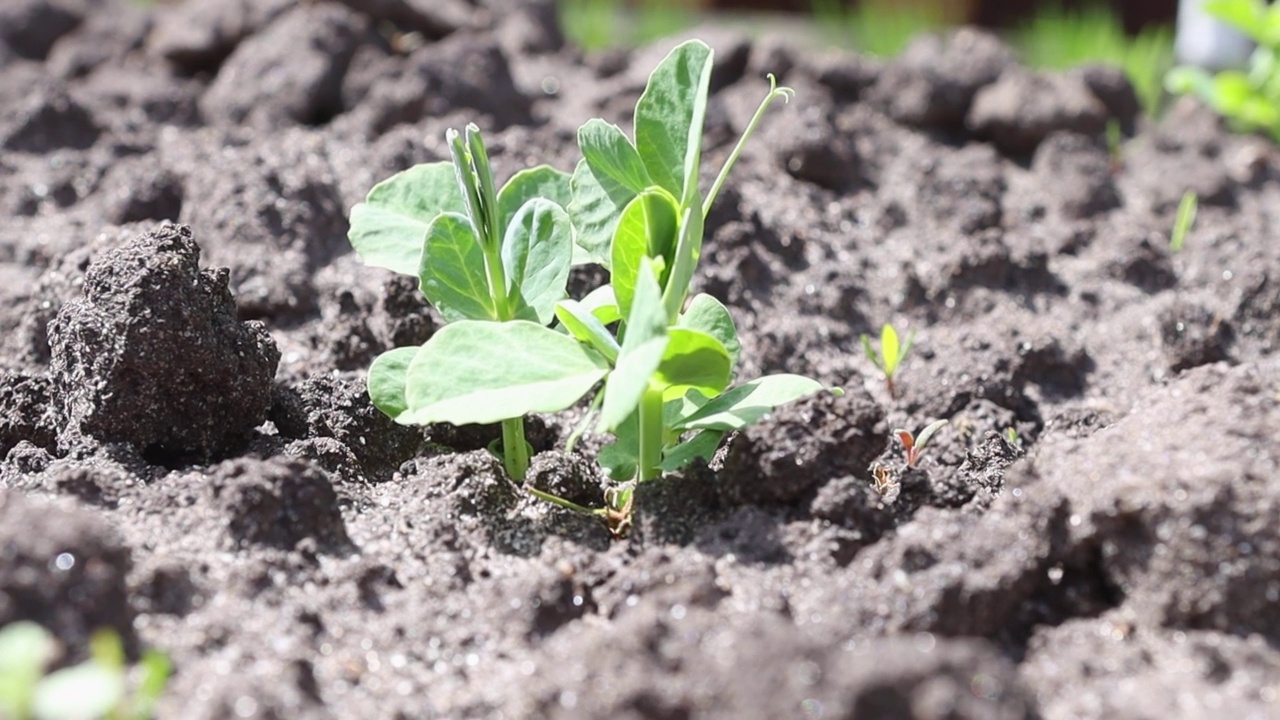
[{"left": 894, "top": 419, "right": 948, "bottom": 467}]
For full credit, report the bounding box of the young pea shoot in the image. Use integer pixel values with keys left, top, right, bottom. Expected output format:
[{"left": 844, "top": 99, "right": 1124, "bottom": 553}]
[
  {"left": 1169, "top": 190, "right": 1198, "bottom": 253},
  {"left": 861, "top": 323, "right": 914, "bottom": 398},
  {"left": 561, "top": 40, "right": 834, "bottom": 535},
  {"left": 348, "top": 123, "right": 577, "bottom": 482},
  {"left": 895, "top": 419, "right": 948, "bottom": 468}
]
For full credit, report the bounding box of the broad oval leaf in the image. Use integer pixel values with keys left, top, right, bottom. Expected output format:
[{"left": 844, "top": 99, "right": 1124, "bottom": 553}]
[
  {"left": 349, "top": 162, "right": 465, "bottom": 276},
  {"left": 419, "top": 212, "right": 497, "bottom": 322},
  {"left": 501, "top": 198, "right": 573, "bottom": 325},
  {"left": 367, "top": 346, "right": 420, "bottom": 420},
  {"left": 568, "top": 158, "right": 637, "bottom": 267},
  {"left": 679, "top": 293, "right": 741, "bottom": 369},
  {"left": 599, "top": 260, "right": 668, "bottom": 432},
  {"left": 673, "top": 374, "right": 827, "bottom": 431},
  {"left": 634, "top": 40, "right": 714, "bottom": 202},
  {"left": 578, "top": 119, "right": 653, "bottom": 193},
  {"left": 401, "top": 321, "right": 609, "bottom": 425},
  {"left": 611, "top": 189, "right": 679, "bottom": 320},
  {"left": 656, "top": 328, "right": 732, "bottom": 400},
  {"left": 497, "top": 165, "right": 573, "bottom": 234},
  {"left": 555, "top": 300, "right": 620, "bottom": 363}
]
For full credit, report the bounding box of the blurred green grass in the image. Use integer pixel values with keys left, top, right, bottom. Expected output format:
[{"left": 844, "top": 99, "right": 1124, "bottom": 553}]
[{"left": 555, "top": 0, "right": 1174, "bottom": 116}]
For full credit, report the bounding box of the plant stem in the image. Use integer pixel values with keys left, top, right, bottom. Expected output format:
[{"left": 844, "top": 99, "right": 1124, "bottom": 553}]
[
  {"left": 704, "top": 76, "right": 794, "bottom": 215},
  {"left": 525, "top": 484, "right": 602, "bottom": 516},
  {"left": 637, "top": 385, "right": 665, "bottom": 482},
  {"left": 501, "top": 416, "right": 530, "bottom": 481}
]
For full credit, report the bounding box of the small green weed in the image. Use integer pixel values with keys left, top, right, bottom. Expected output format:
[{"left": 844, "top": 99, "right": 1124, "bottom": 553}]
[
  {"left": 1169, "top": 190, "right": 1199, "bottom": 253},
  {"left": 558, "top": 0, "right": 695, "bottom": 52},
  {"left": 0, "top": 623, "right": 169, "bottom": 720},
  {"left": 809, "top": 0, "right": 954, "bottom": 57},
  {"left": 1167, "top": 0, "right": 1280, "bottom": 140},
  {"left": 861, "top": 323, "right": 914, "bottom": 398},
  {"left": 1015, "top": 3, "right": 1174, "bottom": 117}
]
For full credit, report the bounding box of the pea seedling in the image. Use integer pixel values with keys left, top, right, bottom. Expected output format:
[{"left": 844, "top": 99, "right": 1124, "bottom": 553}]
[
  {"left": 348, "top": 124, "right": 576, "bottom": 481},
  {"left": 0, "top": 622, "right": 170, "bottom": 720},
  {"left": 861, "top": 323, "right": 914, "bottom": 398},
  {"left": 556, "top": 40, "right": 837, "bottom": 534},
  {"left": 894, "top": 419, "right": 948, "bottom": 467},
  {"left": 1169, "top": 190, "right": 1198, "bottom": 253}
]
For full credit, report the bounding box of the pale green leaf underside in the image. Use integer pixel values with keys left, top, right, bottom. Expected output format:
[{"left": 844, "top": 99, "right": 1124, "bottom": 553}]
[
  {"left": 348, "top": 162, "right": 465, "bottom": 276},
  {"left": 419, "top": 212, "right": 496, "bottom": 322},
  {"left": 501, "top": 198, "right": 573, "bottom": 325},
  {"left": 634, "top": 40, "right": 714, "bottom": 200},
  {"left": 611, "top": 190, "right": 678, "bottom": 320},
  {"left": 401, "top": 321, "right": 609, "bottom": 426},
  {"left": 367, "top": 346, "right": 420, "bottom": 420},
  {"left": 674, "top": 374, "right": 826, "bottom": 431}
]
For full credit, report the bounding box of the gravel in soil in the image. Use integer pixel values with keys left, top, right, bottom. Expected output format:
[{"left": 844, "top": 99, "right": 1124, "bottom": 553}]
[{"left": 2, "top": 2, "right": 1279, "bottom": 718}]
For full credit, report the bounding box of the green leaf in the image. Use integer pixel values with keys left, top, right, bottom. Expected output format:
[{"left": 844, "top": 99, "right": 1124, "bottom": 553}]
[
  {"left": 132, "top": 651, "right": 172, "bottom": 720},
  {"left": 497, "top": 166, "right": 573, "bottom": 234},
  {"left": 579, "top": 284, "right": 622, "bottom": 325},
  {"left": 349, "top": 162, "right": 465, "bottom": 276},
  {"left": 555, "top": 299, "right": 620, "bottom": 363},
  {"left": 598, "top": 412, "right": 639, "bottom": 481},
  {"left": 0, "top": 622, "right": 53, "bottom": 719},
  {"left": 33, "top": 663, "right": 124, "bottom": 720},
  {"left": 634, "top": 40, "right": 714, "bottom": 203},
  {"left": 600, "top": 260, "right": 669, "bottom": 432},
  {"left": 578, "top": 119, "right": 653, "bottom": 193},
  {"left": 1208, "top": 71, "right": 1256, "bottom": 115},
  {"left": 678, "top": 293, "right": 740, "bottom": 368},
  {"left": 88, "top": 630, "right": 124, "bottom": 671},
  {"left": 674, "top": 374, "right": 827, "bottom": 431},
  {"left": 659, "top": 429, "right": 725, "bottom": 472},
  {"left": 1204, "top": 0, "right": 1266, "bottom": 40},
  {"left": 501, "top": 198, "right": 573, "bottom": 325},
  {"left": 611, "top": 190, "right": 679, "bottom": 320},
  {"left": 914, "top": 419, "right": 949, "bottom": 451},
  {"left": 661, "top": 199, "right": 705, "bottom": 321},
  {"left": 367, "top": 346, "right": 420, "bottom": 420},
  {"left": 419, "top": 212, "right": 497, "bottom": 322},
  {"left": 568, "top": 159, "right": 638, "bottom": 267},
  {"left": 401, "top": 321, "right": 609, "bottom": 425},
  {"left": 880, "top": 324, "right": 901, "bottom": 376},
  {"left": 656, "top": 328, "right": 732, "bottom": 400}
]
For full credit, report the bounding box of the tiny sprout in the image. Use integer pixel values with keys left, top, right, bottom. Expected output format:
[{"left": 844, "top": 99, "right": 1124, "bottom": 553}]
[
  {"left": 1169, "top": 190, "right": 1198, "bottom": 253},
  {"left": 860, "top": 323, "right": 915, "bottom": 398},
  {"left": 1106, "top": 118, "right": 1124, "bottom": 173},
  {"left": 894, "top": 419, "right": 948, "bottom": 468},
  {"left": 1004, "top": 426, "right": 1020, "bottom": 446}
]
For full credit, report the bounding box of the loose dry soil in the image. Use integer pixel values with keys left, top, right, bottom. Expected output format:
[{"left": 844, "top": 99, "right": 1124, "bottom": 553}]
[{"left": 1, "top": 1, "right": 1279, "bottom": 718}]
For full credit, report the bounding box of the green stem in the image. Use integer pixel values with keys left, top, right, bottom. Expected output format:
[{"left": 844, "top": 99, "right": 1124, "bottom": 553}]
[
  {"left": 501, "top": 417, "right": 530, "bottom": 480},
  {"left": 704, "top": 76, "right": 794, "bottom": 216},
  {"left": 483, "top": 243, "right": 512, "bottom": 320},
  {"left": 525, "top": 485, "right": 603, "bottom": 516},
  {"left": 637, "top": 385, "right": 665, "bottom": 482}
]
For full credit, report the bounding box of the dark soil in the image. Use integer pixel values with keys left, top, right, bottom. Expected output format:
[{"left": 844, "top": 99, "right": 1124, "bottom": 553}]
[{"left": 2, "top": 2, "right": 1279, "bottom": 719}]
